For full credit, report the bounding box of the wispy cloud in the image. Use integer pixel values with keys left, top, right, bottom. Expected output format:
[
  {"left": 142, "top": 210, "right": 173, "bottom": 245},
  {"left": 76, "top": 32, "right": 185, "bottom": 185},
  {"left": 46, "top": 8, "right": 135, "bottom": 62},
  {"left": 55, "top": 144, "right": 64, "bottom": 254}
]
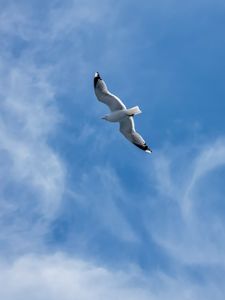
[
  {"left": 0, "top": 3, "right": 66, "bottom": 254},
  {"left": 0, "top": 61, "right": 66, "bottom": 253},
  {"left": 75, "top": 165, "right": 138, "bottom": 242},
  {"left": 1, "top": 0, "right": 225, "bottom": 298},
  {"left": 0, "top": 59, "right": 65, "bottom": 208},
  {"left": 149, "top": 138, "right": 225, "bottom": 265},
  {"left": 0, "top": 0, "right": 127, "bottom": 256},
  {"left": 0, "top": 253, "right": 224, "bottom": 300}
]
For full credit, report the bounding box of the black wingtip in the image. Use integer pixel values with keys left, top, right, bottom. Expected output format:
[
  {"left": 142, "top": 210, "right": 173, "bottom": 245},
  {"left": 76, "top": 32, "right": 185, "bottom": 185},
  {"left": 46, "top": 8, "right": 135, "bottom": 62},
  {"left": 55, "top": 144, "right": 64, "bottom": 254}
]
[
  {"left": 133, "top": 142, "right": 152, "bottom": 153},
  {"left": 94, "top": 72, "right": 102, "bottom": 88}
]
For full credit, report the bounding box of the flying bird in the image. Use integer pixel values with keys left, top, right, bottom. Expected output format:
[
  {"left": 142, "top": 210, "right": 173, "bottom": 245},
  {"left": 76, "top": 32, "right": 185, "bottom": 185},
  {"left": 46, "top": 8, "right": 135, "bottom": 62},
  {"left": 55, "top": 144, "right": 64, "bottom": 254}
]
[{"left": 94, "top": 72, "right": 152, "bottom": 153}]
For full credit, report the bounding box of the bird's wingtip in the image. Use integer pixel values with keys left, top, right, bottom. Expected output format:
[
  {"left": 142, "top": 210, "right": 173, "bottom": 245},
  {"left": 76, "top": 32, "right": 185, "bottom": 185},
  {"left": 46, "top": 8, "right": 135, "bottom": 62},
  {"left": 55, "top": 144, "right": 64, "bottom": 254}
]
[
  {"left": 94, "top": 72, "right": 101, "bottom": 79},
  {"left": 145, "top": 149, "right": 152, "bottom": 154},
  {"left": 94, "top": 72, "right": 102, "bottom": 88},
  {"left": 133, "top": 142, "right": 152, "bottom": 153}
]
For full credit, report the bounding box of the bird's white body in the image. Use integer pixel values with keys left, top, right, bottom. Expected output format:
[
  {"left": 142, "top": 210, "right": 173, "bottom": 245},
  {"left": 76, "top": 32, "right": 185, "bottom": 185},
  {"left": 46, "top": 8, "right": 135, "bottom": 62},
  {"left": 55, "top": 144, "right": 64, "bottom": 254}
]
[
  {"left": 102, "top": 110, "right": 127, "bottom": 122},
  {"left": 102, "top": 106, "right": 142, "bottom": 122},
  {"left": 94, "top": 72, "right": 152, "bottom": 153}
]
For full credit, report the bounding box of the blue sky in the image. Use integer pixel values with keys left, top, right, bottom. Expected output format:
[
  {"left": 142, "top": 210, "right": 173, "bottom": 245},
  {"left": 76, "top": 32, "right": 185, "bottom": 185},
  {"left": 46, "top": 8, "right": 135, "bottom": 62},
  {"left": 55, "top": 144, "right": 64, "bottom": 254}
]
[{"left": 0, "top": 0, "right": 225, "bottom": 299}]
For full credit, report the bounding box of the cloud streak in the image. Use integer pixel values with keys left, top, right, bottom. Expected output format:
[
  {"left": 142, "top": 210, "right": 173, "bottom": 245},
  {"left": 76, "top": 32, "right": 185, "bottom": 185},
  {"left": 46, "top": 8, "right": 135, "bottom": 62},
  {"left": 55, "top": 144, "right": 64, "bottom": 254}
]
[
  {"left": 0, "top": 0, "right": 225, "bottom": 298},
  {"left": 0, "top": 253, "right": 224, "bottom": 300},
  {"left": 149, "top": 138, "right": 225, "bottom": 266}
]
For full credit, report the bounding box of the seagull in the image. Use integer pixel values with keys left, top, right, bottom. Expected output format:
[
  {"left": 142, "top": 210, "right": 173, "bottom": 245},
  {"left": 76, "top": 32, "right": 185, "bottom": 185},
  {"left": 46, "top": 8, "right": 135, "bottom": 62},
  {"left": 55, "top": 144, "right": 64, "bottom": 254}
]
[{"left": 94, "top": 72, "right": 152, "bottom": 153}]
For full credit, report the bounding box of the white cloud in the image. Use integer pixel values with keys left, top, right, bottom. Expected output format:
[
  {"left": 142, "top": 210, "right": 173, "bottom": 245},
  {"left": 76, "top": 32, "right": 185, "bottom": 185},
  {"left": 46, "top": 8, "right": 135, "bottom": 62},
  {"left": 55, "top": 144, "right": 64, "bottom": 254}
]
[
  {"left": 182, "top": 139, "right": 225, "bottom": 215},
  {"left": 0, "top": 61, "right": 65, "bottom": 216},
  {"left": 0, "top": 1, "right": 225, "bottom": 299},
  {"left": 0, "top": 253, "right": 224, "bottom": 300},
  {"left": 0, "top": 0, "right": 126, "bottom": 254},
  {"left": 149, "top": 138, "right": 225, "bottom": 265},
  {"left": 0, "top": 60, "right": 66, "bottom": 255},
  {"left": 74, "top": 166, "right": 138, "bottom": 242},
  {"left": 0, "top": 3, "right": 67, "bottom": 253}
]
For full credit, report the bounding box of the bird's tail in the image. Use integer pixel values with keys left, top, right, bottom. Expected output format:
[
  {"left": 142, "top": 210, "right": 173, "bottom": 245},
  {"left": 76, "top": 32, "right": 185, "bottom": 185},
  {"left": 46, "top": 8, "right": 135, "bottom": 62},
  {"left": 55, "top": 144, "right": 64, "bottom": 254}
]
[{"left": 126, "top": 106, "right": 142, "bottom": 116}]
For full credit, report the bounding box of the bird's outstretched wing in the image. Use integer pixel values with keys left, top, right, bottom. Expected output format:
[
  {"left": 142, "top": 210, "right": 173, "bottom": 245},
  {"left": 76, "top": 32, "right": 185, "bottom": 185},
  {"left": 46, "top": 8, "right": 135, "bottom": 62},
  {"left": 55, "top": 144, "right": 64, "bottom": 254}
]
[
  {"left": 94, "top": 72, "right": 126, "bottom": 112},
  {"left": 119, "top": 117, "right": 152, "bottom": 153}
]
